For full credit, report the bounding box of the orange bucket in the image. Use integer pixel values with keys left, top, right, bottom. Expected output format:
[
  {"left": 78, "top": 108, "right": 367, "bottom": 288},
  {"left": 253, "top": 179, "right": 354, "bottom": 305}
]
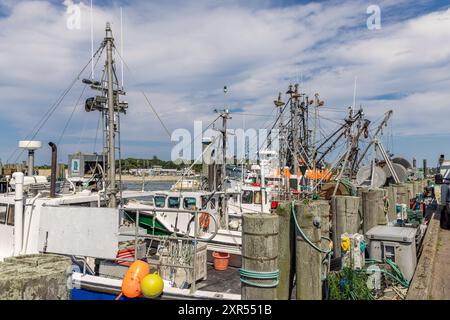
[{"left": 212, "top": 252, "right": 230, "bottom": 271}]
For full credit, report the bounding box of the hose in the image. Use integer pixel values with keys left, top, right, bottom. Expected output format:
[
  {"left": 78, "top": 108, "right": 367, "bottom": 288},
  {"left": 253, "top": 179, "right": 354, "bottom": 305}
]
[
  {"left": 362, "top": 258, "right": 410, "bottom": 288},
  {"left": 291, "top": 201, "right": 332, "bottom": 254},
  {"left": 239, "top": 269, "right": 279, "bottom": 288}
]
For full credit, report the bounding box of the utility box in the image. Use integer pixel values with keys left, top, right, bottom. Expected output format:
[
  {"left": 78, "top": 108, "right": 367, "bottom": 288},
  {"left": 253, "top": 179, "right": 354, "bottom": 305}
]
[
  {"left": 68, "top": 152, "right": 105, "bottom": 179},
  {"left": 365, "top": 226, "right": 417, "bottom": 281}
]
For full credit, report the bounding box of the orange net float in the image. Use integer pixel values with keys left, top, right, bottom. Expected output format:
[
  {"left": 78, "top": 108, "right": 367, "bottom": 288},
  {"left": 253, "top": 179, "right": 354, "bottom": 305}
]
[
  {"left": 115, "top": 260, "right": 150, "bottom": 300},
  {"left": 199, "top": 212, "right": 210, "bottom": 230},
  {"left": 283, "top": 167, "right": 291, "bottom": 179},
  {"left": 305, "top": 169, "right": 332, "bottom": 181}
]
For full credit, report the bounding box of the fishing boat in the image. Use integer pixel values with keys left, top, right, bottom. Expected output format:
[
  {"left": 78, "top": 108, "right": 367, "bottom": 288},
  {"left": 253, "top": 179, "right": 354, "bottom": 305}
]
[{"left": 0, "top": 16, "right": 423, "bottom": 301}]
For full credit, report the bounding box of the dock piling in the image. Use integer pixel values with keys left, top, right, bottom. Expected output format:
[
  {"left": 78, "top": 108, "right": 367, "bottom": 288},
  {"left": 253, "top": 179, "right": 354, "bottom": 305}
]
[
  {"left": 276, "top": 203, "right": 295, "bottom": 300},
  {"left": 295, "top": 201, "right": 322, "bottom": 300},
  {"left": 331, "top": 196, "right": 360, "bottom": 257},
  {"left": 241, "top": 213, "right": 279, "bottom": 300},
  {"left": 362, "top": 188, "right": 387, "bottom": 234}
]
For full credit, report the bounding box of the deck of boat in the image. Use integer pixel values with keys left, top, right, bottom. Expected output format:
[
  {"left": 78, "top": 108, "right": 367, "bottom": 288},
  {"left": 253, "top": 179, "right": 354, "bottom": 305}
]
[{"left": 196, "top": 264, "right": 241, "bottom": 295}]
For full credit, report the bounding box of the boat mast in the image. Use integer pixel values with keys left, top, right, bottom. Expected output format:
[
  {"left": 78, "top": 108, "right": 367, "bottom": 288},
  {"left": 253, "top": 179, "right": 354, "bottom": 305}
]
[
  {"left": 83, "top": 23, "right": 128, "bottom": 206},
  {"left": 216, "top": 87, "right": 231, "bottom": 228},
  {"left": 105, "top": 23, "right": 117, "bottom": 208}
]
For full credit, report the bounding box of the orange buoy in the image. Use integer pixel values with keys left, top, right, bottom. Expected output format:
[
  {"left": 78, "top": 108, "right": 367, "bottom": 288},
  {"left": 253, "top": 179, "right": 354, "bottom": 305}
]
[
  {"left": 199, "top": 212, "right": 210, "bottom": 230},
  {"left": 120, "top": 260, "right": 150, "bottom": 299}
]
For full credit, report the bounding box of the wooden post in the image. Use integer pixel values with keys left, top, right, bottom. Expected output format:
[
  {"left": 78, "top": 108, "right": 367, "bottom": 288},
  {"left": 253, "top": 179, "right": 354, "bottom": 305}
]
[
  {"left": 422, "top": 180, "right": 428, "bottom": 190},
  {"left": 395, "top": 184, "right": 409, "bottom": 205},
  {"left": 276, "top": 203, "right": 295, "bottom": 300},
  {"left": 356, "top": 187, "right": 367, "bottom": 233},
  {"left": 316, "top": 200, "right": 331, "bottom": 250},
  {"left": 295, "top": 201, "right": 322, "bottom": 300},
  {"left": 331, "top": 196, "right": 360, "bottom": 257},
  {"left": 362, "top": 188, "right": 386, "bottom": 234},
  {"left": 385, "top": 185, "right": 397, "bottom": 221},
  {"left": 241, "top": 213, "right": 279, "bottom": 300},
  {"left": 404, "top": 182, "right": 414, "bottom": 201}
]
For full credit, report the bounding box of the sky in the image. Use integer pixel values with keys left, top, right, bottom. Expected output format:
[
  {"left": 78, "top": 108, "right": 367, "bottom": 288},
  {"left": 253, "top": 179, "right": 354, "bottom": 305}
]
[{"left": 0, "top": 0, "right": 449, "bottom": 167}]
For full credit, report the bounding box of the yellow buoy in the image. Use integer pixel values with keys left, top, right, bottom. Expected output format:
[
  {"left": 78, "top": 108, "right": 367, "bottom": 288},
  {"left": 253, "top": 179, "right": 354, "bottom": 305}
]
[
  {"left": 141, "top": 273, "right": 164, "bottom": 299},
  {"left": 341, "top": 237, "right": 350, "bottom": 252}
]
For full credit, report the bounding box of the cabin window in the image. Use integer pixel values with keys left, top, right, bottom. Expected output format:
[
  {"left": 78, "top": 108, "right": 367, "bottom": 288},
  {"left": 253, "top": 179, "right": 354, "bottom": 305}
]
[
  {"left": 254, "top": 191, "right": 268, "bottom": 205},
  {"left": 183, "top": 197, "right": 197, "bottom": 210},
  {"left": 7, "top": 205, "right": 14, "bottom": 226},
  {"left": 0, "top": 204, "right": 6, "bottom": 224},
  {"left": 242, "top": 190, "right": 253, "bottom": 204},
  {"left": 154, "top": 196, "right": 166, "bottom": 208},
  {"left": 168, "top": 197, "right": 180, "bottom": 209},
  {"left": 289, "top": 178, "right": 298, "bottom": 190},
  {"left": 142, "top": 195, "right": 154, "bottom": 206}
]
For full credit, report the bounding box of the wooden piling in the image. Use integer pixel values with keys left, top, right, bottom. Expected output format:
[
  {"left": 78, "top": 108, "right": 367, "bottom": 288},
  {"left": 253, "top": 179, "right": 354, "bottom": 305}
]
[
  {"left": 362, "top": 188, "right": 387, "bottom": 234},
  {"left": 331, "top": 196, "right": 360, "bottom": 256},
  {"left": 394, "top": 184, "right": 409, "bottom": 206},
  {"left": 385, "top": 186, "right": 398, "bottom": 221},
  {"left": 276, "top": 203, "right": 295, "bottom": 300},
  {"left": 241, "top": 213, "right": 279, "bottom": 300},
  {"left": 295, "top": 201, "right": 322, "bottom": 300},
  {"left": 316, "top": 200, "right": 331, "bottom": 250},
  {"left": 0, "top": 254, "right": 71, "bottom": 300},
  {"left": 356, "top": 187, "right": 368, "bottom": 232},
  {"left": 404, "top": 182, "right": 414, "bottom": 201}
]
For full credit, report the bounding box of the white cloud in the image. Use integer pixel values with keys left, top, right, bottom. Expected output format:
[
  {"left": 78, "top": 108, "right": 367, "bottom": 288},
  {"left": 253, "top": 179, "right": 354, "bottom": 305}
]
[{"left": 0, "top": 0, "right": 449, "bottom": 164}]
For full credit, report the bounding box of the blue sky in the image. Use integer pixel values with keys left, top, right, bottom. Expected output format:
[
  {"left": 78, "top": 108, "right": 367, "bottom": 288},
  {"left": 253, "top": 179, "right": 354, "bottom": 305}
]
[{"left": 0, "top": 0, "right": 449, "bottom": 167}]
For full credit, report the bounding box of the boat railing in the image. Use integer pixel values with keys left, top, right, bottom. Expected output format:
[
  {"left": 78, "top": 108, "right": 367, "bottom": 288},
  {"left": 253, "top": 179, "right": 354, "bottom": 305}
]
[{"left": 113, "top": 207, "right": 220, "bottom": 294}]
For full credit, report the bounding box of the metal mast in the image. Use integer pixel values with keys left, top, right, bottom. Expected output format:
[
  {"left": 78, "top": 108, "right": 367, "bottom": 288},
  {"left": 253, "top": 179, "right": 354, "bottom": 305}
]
[
  {"left": 220, "top": 108, "right": 231, "bottom": 227},
  {"left": 214, "top": 86, "right": 231, "bottom": 228},
  {"left": 354, "top": 110, "right": 393, "bottom": 170},
  {"left": 274, "top": 93, "right": 285, "bottom": 171},
  {"left": 105, "top": 23, "right": 117, "bottom": 208},
  {"left": 84, "top": 23, "right": 128, "bottom": 208}
]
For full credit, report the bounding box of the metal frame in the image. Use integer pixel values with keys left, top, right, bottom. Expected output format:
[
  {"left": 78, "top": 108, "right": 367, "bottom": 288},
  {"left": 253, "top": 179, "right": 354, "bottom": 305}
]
[{"left": 84, "top": 207, "right": 220, "bottom": 294}]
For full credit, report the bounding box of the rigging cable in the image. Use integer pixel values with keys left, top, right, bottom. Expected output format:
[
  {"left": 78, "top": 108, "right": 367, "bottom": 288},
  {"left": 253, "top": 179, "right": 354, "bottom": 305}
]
[
  {"left": 113, "top": 45, "right": 171, "bottom": 138},
  {"left": 57, "top": 43, "right": 105, "bottom": 149},
  {"left": 7, "top": 43, "right": 105, "bottom": 164}
]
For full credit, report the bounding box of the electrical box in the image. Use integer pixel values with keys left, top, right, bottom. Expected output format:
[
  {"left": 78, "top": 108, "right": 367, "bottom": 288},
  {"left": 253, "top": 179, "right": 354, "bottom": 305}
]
[
  {"left": 365, "top": 226, "right": 417, "bottom": 281},
  {"left": 68, "top": 152, "right": 105, "bottom": 179}
]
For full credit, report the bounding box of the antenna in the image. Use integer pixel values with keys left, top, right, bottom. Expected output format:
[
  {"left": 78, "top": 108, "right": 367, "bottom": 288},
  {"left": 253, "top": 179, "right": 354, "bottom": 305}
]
[
  {"left": 90, "top": 0, "right": 94, "bottom": 79},
  {"left": 120, "top": 7, "right": 124, "bottom": 87},
  {"left": 351, "top": 76, "right": 357, "bottom": 136},
  {"left": 352, "top": 76, "right": 357, "bottom": 113}
]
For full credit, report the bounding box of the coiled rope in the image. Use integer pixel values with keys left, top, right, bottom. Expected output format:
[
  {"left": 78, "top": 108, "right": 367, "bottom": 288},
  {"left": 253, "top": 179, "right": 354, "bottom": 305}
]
[{"left": 239, "top": 269, "right": 279, "bottom": 288}]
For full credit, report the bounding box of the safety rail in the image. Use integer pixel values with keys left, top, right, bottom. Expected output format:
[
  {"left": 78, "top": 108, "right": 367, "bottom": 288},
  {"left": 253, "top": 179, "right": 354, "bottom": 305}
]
[{"left": 97, "top": 206, "right": 220, "bottom": 294}]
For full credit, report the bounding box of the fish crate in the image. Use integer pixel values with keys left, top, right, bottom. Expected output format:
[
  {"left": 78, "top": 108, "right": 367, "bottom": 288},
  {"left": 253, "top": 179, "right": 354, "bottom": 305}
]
[{"left": 158, "top": 240, "right": 207, "bottom": 288}]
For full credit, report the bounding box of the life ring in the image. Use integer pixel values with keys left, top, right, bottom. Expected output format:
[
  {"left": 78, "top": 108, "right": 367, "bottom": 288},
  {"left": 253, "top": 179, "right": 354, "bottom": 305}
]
[{"left": 199, "top": 212, "right": 210, "bottom": 230}]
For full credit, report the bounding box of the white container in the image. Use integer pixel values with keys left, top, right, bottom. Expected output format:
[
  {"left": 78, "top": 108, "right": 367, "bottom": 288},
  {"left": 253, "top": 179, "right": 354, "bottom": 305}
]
[{"left": 365, "top": 226, "right": 417, "bottom": 281}]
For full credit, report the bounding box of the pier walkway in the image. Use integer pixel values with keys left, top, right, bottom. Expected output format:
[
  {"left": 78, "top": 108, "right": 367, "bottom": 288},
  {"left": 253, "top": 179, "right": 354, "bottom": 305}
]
[{"left": 430, "top": 226, "right": 450, "bottom": 300}]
